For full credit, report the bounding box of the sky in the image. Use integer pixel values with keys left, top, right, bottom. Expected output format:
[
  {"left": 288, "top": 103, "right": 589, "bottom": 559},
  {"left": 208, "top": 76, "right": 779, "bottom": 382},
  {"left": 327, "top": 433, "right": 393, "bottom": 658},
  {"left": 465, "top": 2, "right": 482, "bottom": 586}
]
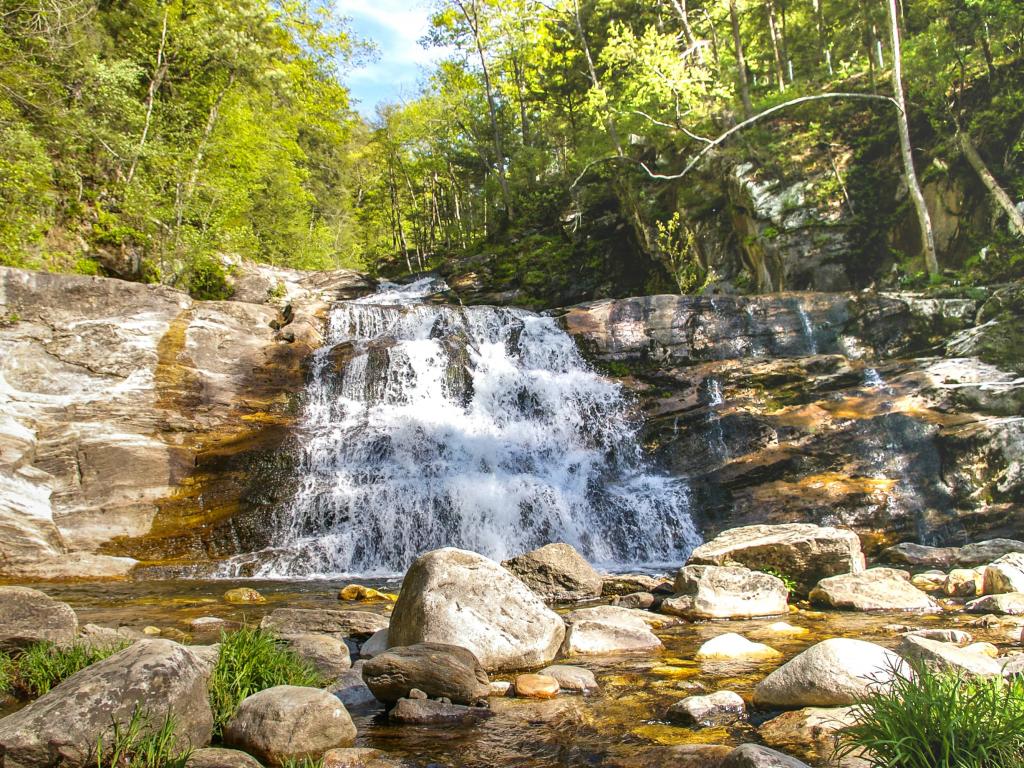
[{"left": 336, "top": 0, "right": 446, "bottom": 118}]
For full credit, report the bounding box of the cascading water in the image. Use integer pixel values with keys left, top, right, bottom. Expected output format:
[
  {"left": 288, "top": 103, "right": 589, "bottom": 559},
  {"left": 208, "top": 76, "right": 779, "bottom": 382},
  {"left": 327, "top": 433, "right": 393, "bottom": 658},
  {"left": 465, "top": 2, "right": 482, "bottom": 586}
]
[{"left": 229, "top": 278, "right": 699, "bottom": 577}]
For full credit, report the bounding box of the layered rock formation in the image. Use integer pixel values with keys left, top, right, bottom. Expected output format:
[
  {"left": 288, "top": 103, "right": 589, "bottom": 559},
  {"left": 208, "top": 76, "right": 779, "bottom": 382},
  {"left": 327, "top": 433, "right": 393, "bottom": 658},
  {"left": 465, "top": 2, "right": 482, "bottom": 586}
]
[{"left": 0, "top": 264, "right": 372, "bottom": 577}]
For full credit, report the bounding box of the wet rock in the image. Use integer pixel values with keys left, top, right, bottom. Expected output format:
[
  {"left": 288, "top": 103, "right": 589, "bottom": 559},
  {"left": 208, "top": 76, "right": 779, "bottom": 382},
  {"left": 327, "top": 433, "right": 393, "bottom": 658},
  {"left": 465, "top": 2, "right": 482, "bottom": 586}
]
[
  {"left": 602, "top": 574, "right": 671, "bottom": 596},
  {"left": 322, "top": 747, "right": 407, "bottom": 768},
  {"left": 904, "top": 628, "right": 972, "bottom": 645},
  {"left": 502, "top": 542, "right": 604, "bottom": 602},
  {"left": 514, "top": 673, "right": 560, "bottom": 699},
  {"left": 0, "top": 639, "right": 213, "bottom": 768},
  {"left": 388, "top": 696, "right": 494, "bottom": 725},
  {"left": 186, "top": 748, "right": 264, "bottom": 768},
  {"left": 984, "top": 553, "right": 1024, "bottom": 594},
  {"left": 223, "top": 588, "right": 265, "bottom": 604},
  {"left": 612, "top": 592, "right": 655, "bottom": 610},
  {"left": 361, "top": 643, "right": 489, "bottom": 705},
  {"left": 759, "top": 622, "right": 809, "bottom": 637},
  {"left": 339, "top": 585, "right": 396, "bottom": 603},
  {"left": 696, "top": 633, "right": 781, "bottom": 661},
  {"left": 359, "top": 628, "right": 390, "bottom": 658},
  {"left": 753, "top": 638, "right": 910, "bottom": 708},
  {"left": 489, "top": 680, "right": 512, "bottom": 696},
  {"left": 223, "top": 685, "right": 356, "bottom": 767},
  {"left": 881, "top": 542, "right": 957, "bottom": 570},
  {"left": 944, "top": 568, "right": 984, "bottom": 597},
  {"left": 662, "top": 565, "right": 788, "bottom": 619},
  {"left": 967, "top": 593, "right": 1024, "bottom": 615},
  {"left": 720, "top": 744, "right": 812, "bottom": 767},
  {"left": 327, "top": 660, "right": 379, "bottom": 711},
  {"left": 561, "top": 606, "right": 662, "bottom": 655},
  {"left": 260, "top": 608, "right": 389, "bottom": 641},
  {"left": 189, "top": 617, "right": 240, "bottom": 634},
  {"left": 666, "top": 690, "right": 746, "bottom": 727},
  {"left": 758, "top": 707, "right": 865, "bottom": 767},
  {"left": 687, "top": 523, "right": 864, "bottom": 594},
  {"left": 388, "top": 548, "right": 565, "bottom": 671},
  {"left": 0, "top": 586, "right": 78, "bottom": 652},
  {"left": 538, "top": 664, "right": 599, "bottom": 693},
  {"left": 809, "top": 568, "right": 938, "bottom": 612},
  {"left": 602, "top": 744, "right": 733, "bottom": 768},
  {"left": 900, "top": 635, "right": 1005, "bottom": 676},
  {"left": 284, "top": 634, "right": 352, "bottom": 678}
]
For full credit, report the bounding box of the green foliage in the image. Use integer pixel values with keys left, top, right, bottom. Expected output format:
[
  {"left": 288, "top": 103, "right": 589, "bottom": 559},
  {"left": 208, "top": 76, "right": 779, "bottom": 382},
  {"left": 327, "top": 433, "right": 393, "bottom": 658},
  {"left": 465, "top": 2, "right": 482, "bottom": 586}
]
[
  {"left": 209, "top": 626, "right": 324, "bottom": 736},
  {"left": 0, "top": 651, "right": 13, "bottom": 695},
  {"left": 280, "top": 758, "right": 325, "bottom": 768},
  {"left": 759, "top": 568, "right": 798, "bottom": 596},
  {"left": 185, "top": 256, "right": 234, "bottom": 301},
  {"left": 656, "top": 213, "right": 711, "bottom": 294},
  {"left": 96, "top": 708, "right": 192, "bottom": 768},
  {"left": 12, "top": 641, "right": 130, "bottom": 698},
  {"left": 838, "top": 659, "right": 1024, "bottom": 768}
]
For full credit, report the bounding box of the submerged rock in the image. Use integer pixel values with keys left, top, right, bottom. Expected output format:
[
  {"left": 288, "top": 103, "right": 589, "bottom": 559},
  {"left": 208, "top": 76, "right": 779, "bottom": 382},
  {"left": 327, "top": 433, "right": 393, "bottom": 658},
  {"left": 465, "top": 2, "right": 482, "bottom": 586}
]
[
  {"left": 361, "top": 643, "right": 489, "bottom": 705},
  {"left": 561, "top": 606, "right": 662, "bottom": 655},
  {"left": 223, "top": 588, "right": 265, "bottom": 604},
  {"left": 0, "top": 586, "right": 78, "bottom": 652},
  {"left": 260, "top": 608, "right": 389, "bottom": 641},
  {"left": 753, "top": 638, "right": 909, "bottom": 708},
  {"left": 0, "top": 639, "right": 212, "bottom": 768},
  {"left": 388, "top": 548, "right": 565, "bottom": 671},
  {"left": 502, "top": 542, "right": 604, "bottom": 602},
  {"left": 687, "top": 524, "right": 864, "bottom": 594},
  {"left": 339, "top": 585, "right": 396, "bottom": 603},
  {"left": 662, "top": 565, "right": 788, "bottom": 619},
  {"left": 223, "top": 685, "right": 356, "bottom": 766},
  {"left": 696, "top": 633, "right": 781, "bottom": 661},
  {"left": 809, "top": 568, "right": 938, "bottom": 612},
  {"left": 387, "top": 697, "right": 493, "bottom": 725},
  {"left": 666, "top": 690, "right": 746, "bottom": 727}
]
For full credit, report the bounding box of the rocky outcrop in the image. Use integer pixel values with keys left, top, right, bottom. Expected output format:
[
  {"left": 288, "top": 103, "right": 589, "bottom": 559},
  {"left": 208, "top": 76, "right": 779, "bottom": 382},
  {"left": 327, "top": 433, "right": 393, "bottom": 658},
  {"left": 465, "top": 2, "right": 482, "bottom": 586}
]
[
  {"left": 502, "top": 542, "right": 604, "bottom": 602},
  {"left": 0, "top": 265, "right": 371, "bottom": 577}
]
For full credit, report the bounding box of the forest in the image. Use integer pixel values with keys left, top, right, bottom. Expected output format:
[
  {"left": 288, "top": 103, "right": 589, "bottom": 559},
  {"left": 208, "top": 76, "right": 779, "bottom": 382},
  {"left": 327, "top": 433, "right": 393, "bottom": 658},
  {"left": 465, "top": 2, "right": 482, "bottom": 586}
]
[{"left": 1, "top": 0, "right": 1022, "bottom": 301}]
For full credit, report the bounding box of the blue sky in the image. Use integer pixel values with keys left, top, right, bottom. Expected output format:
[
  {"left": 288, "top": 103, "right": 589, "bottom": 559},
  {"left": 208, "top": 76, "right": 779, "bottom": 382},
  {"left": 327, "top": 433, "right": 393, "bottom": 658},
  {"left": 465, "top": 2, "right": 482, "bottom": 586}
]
[{"left": 337, "top": 0, "right": 446, "bottom": 118}]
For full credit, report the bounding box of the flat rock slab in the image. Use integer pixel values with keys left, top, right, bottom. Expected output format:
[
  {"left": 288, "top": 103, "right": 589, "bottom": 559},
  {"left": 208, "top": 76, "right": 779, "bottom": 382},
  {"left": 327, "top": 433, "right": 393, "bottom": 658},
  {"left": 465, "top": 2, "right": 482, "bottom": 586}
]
[
  {"left": 561, "top": 606, "right": 662, "bottom": 655},
  {"left": 362, "top": 643, "right": 489, "bottom": 704},
  {"left": 899, "top": 634, "right": 1005, "bottom": 676},
  {"left": 0, "top": 586, "right": 78, "bottom": 652},
  {"left": 809, "top": 568, "right": 938, "bottom": 612},
  {"left": 260, "top": 608, "right": 389, "bottom": 640}
]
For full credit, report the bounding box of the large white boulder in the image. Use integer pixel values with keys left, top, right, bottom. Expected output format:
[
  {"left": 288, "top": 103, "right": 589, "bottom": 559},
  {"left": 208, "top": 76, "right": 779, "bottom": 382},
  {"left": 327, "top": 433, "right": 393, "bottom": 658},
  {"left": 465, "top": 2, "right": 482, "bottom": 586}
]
[
  {"left": 753, "top": 638, "right": 910, "bottom": 708},
  {"left": 662, "top": 565, "right": 788, "bottom": 619},
  {"left": 388, "top": 548, "right": 566, "bottom": 671}
]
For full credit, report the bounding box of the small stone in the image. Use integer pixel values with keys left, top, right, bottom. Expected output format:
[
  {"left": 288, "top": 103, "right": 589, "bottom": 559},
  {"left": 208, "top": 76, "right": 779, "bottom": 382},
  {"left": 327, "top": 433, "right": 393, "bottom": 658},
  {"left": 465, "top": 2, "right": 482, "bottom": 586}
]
[
  {"left": 223, "top": 588, "right": 266, "bottom": 605},
  {"left": 666, "top": 690, "right": 746, "bottom": 727},
  {"left": 537, "top": 664, "right": 599, "bottom": 694},
  {"left": 696, "top": 633, "right": 781, "bottom": 661},
  {"left": 408, "top": 688, "right": 427, "bottom": 700},
  {"left": 514, "top": 674, "right": 560, "bottom": 699},
  {"left": 339, "top": 585, "right": 396, "bottom": 603},
  {"left": 489, "top": 680, "right": 512, "bottom": 696}
]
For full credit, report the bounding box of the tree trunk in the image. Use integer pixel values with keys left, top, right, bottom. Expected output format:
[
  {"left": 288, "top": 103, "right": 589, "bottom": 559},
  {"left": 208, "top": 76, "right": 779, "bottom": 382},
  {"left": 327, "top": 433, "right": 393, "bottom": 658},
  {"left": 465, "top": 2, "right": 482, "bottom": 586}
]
[
  {"left": 812, "top": 0, "right": 832, "bottom": 73},
  {"left": 887, "top": 0, "right": 938, "bottom": 275},
  {"left": 126, "top": 7, "right": 168, "bottom": 188},
  {"left": 729, "top": 0, "right": 753, "bottom": 117},
  {"left": 958, "top": 131, "right": 1024, "bottom": 238},
  {"left": 765, "top": 0, "right": 786, "bottom": 91}
]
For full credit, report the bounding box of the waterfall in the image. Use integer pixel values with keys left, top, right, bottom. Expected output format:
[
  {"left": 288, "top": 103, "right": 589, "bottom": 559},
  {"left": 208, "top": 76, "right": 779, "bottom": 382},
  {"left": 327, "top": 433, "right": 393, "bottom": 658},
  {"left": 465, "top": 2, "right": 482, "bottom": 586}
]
[{"left": 227, "top": 279, "right": 699, "bottom": 577}]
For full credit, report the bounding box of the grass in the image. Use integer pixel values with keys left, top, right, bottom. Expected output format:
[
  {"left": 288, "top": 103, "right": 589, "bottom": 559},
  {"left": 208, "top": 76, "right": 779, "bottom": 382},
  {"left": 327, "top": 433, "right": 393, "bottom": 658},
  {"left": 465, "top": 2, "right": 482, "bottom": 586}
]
[
  {"left": 837, "top": 659, "right": 1024, "bottom": 768},
  {"left": 96, "top": 708, "right": 191, "bottom": 768},
  {"left": 209, "top": 625, "right": 325, "bottom": 736},
  {"left": 0, "top": 651, "right": 13, "bottom": 695},
  {"left": 4, "top": 640, "right": 130, "bottom": 698}
]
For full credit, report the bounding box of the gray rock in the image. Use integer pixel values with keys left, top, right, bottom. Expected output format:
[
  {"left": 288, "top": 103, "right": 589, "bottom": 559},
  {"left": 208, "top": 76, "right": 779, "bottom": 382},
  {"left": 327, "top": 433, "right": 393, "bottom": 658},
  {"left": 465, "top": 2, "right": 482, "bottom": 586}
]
[
  {"left": 753, "top": 638, "right": 910, "bottom": 708},
  {"left": 758, "top": 707, "right": 865, "bottom": 768},
  {"left": 904, "top": 628, "right": 972, "bottom": 645},
  {"left": 957, "top": 539, "right": 1024, "bottom": 568},
  {"left": 687, "top": 523, "right": 864, "bottom": 594},
  {"left": 881, "top": 542, "right": 957, "bottom": 570},
  {"left": 967, "top": 593, "right": 1024, "bottom": 615},
  {"left": 328, "top": 660, "right": 379, "bottom": 711},
  {"left": 186, "top": 748, "right": 264, "bottom": 768},
  {"left": 720, "top": 744, "right": 812, "bottom": 768},
  {"left": 388, "top": 547, "right": 566, "bottom": 671},
  {"left": 899, "top": 635, "right": 1005, "bottom": 677},
  {"left": 361, "top": 643, "right": 489, "bottom": 705},
  {"left": 322, "top": 747, "right": 408, "bottom": 768},
  {"left": 223, "top": 685, "right": 356, "bottom": 767},
  {"left": 537, "top": 664, "right": 599, "bottom": 693},
  {"left": 387, "top": 696, "right": 493, "bottom": 725},
  {"left": 984, "top": 553, "right": 1024, "bottom": 594},
  {"left": 809, "top": 568, "right": 938, "bottom": 612},
  {"left": 77, "top": 623, "right": 143, "bottom": 652},
  {"left": 662, "top": 565, "right": 788, "bottom": 619},
  {"left": 359, "top": 628, "right": 390, "bottom": 658},
  {"left": 666, "top": 690, "right": 746, "bottom": 727},
  {"left": 284, "top": 633, "right": 352, "bottom": 678},
  {"left": 260, "top": 608, "right": 389, "bottom": 641},
  {"left": 0, "top": 639, "right": 212, "bottom": 768},
  {"left": 502, "top": 542, "right": 604, "bottom": 602},
  {"left": 561, "top": 606, "right": 662, "bottom": 655},
  {"left": 0, "top": 586, "right": 78, "bottom": 652},
  {"left": 611, "top": 592, "right": 655, "bottom": 609}
]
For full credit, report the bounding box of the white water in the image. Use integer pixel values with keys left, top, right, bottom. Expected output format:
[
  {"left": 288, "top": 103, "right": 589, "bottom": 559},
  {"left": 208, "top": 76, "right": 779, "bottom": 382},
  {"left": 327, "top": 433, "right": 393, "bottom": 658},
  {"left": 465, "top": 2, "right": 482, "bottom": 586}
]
[{"left": 226, "top": 279, "right": 699, "bottom": 577}]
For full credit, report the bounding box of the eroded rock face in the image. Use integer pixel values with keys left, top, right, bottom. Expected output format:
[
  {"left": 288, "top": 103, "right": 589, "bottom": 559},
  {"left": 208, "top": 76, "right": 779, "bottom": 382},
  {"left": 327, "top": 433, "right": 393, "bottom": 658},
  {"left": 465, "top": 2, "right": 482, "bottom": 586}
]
[
  {"left": 362, "top": 643, "right": 489, "bottom": 705},
  {"left": 0, "top": 265, "right": 371, "bottom": 577},
  {"left": 0, "top": 639, "right": 213, "bottom": 768},
  {"left": 662, "top": 565, "right": 788, "bottom": 619},
  {"left": 388, "top": 548, "right": 566, "bottom": 671},
  {"left": 0, "top": 586, "right": 78, "bottom": 652},
  {"left": 502, "top": 542, "right": 604, "bottom": 602}
]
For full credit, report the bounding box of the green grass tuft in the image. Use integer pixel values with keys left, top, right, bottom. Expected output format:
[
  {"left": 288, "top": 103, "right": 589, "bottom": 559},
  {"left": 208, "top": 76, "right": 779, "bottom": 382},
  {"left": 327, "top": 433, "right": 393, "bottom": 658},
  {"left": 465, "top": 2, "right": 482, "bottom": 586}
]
[
  {"left": 96, "top": 708, "right": 191, "bottom": 768},
  {"left": 13, "top": 640, "right": 130, "bottom": 697},
  {"left": 837, "top": 659, "right": 1024, "bottom": 768},
  {"left": 209, "top": 626, "right": 325, "bottom": 736},
  {"left": 0, "top": 651, "right": 14, "bottom": 695}
]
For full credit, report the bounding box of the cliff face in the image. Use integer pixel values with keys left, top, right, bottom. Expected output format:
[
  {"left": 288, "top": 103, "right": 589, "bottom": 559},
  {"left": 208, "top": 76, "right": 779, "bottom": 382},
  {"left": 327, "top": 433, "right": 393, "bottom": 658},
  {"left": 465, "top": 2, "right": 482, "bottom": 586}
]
[{"left": 0, "top": 265, "right": 373, "bottom": 578}]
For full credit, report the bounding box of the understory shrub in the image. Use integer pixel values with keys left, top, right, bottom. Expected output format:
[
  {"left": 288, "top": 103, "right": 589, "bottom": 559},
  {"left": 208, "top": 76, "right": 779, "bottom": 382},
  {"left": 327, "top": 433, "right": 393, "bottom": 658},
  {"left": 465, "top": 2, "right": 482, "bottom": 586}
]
[
  {"left": 209, "top": 626, "right": 324, "bottom": 735},
  {"left": 96, "top": 708, "right": 191, "bottom": 768},
  {"left": 838, "top": 659, "right": 1024, "bottom": 767}
]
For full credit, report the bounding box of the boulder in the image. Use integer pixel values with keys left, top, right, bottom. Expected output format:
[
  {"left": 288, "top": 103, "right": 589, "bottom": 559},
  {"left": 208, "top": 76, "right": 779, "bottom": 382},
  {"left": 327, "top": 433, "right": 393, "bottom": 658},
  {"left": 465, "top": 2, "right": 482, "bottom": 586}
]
[
  {"left": 602, "top": 574, "right": 672, "bottom": 596},
  {"left": 186, "top": 748, "right": 264, "bottom": 768},
  {"left": 881, "top": 542, "right": 957, "bottom": 570},
  {"left": 720, "top": 744, "right": 812, "bottom": 768},
  {"left": 809, "top": 568, "right": 938, "bottom": 612},
  {"left": 223, "top": 588, "right": 265, "bottom": 605},
  {"left": 77, "top": 623, "right": 143, "bottom": 652},
  {"left": 758, "top": 707, "right": 865, "bottom": 767},
  {"left": 666, "top": 690, "right": 746, "bottom": 727},
  {"left": 753, "top": 638, "right": 910, "bottom": 708},
  {"left": 387, "top": 697, "right": 494, "bottom": 725},
  {"left": 322, "top": 748, "right": 407, "bottom": 768},
  {"left": 899, "top": 635, "right": 1005, "bottom": 676},
  {"left": 260, "top": 608, "right": 388, "bottom": 641},
  {"left": 561, "top": 606, "right": 662, "bottom": 655},
  {"left": 910, "top": 571, "right": 947, "bottom": 593},
  {"left": 984, "top": 553, "right": 1024, "bottom": 594},
  {"left": 696, "top": 633, "right": 781, "bottom": 661},
  {"left": 538, "top": 664, "right": 599, "bottom": 694},
  {"left": 359, "top": 628, "right": 390, "bottom": 658},
  {"left": 904, "top": 628, "right": 972, "bottom": 645},
  {"left": 514, "top": 673, "right": 560, "bottom": 699},
  {"left": 502, "top": 542, "right": 604, "bottom": 602},
  {"left": 0, "top": 586, "right": 78, "bottom": 652},
  {"left": 967, "top": 593, "right": 1024, "bottom": 615},
  {"left": 956, "top": 539, "right": 1024, "bottom": 568},
  {"left": 0, "top": 639, "right": 212, "bottom": 768},
  {"left": 662, "top": 565, "right": 788, "bottom": 619},
  {"left": 688, "top": 524, "right": 864, "bottom": 593},
  {"left": 361, "top": 643, "right": 489, "bottom": 705},
  {"left": 283, "top": 634, "right": 352, "bottom": 678},
  {"left": 388, "top": 548, "right": 566, "bottom": 671},
  {"left": 612, "top": 592, "right": 655, "bottom": 610},
  {"left": 944, "top": 568, "right": 984, "bottom": 597},
  {"left": 223, "top": 686, "right": 356, "bottom": 766},
  {"left": 328, "top": 660, "right": 379, "bottom": 712}
]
